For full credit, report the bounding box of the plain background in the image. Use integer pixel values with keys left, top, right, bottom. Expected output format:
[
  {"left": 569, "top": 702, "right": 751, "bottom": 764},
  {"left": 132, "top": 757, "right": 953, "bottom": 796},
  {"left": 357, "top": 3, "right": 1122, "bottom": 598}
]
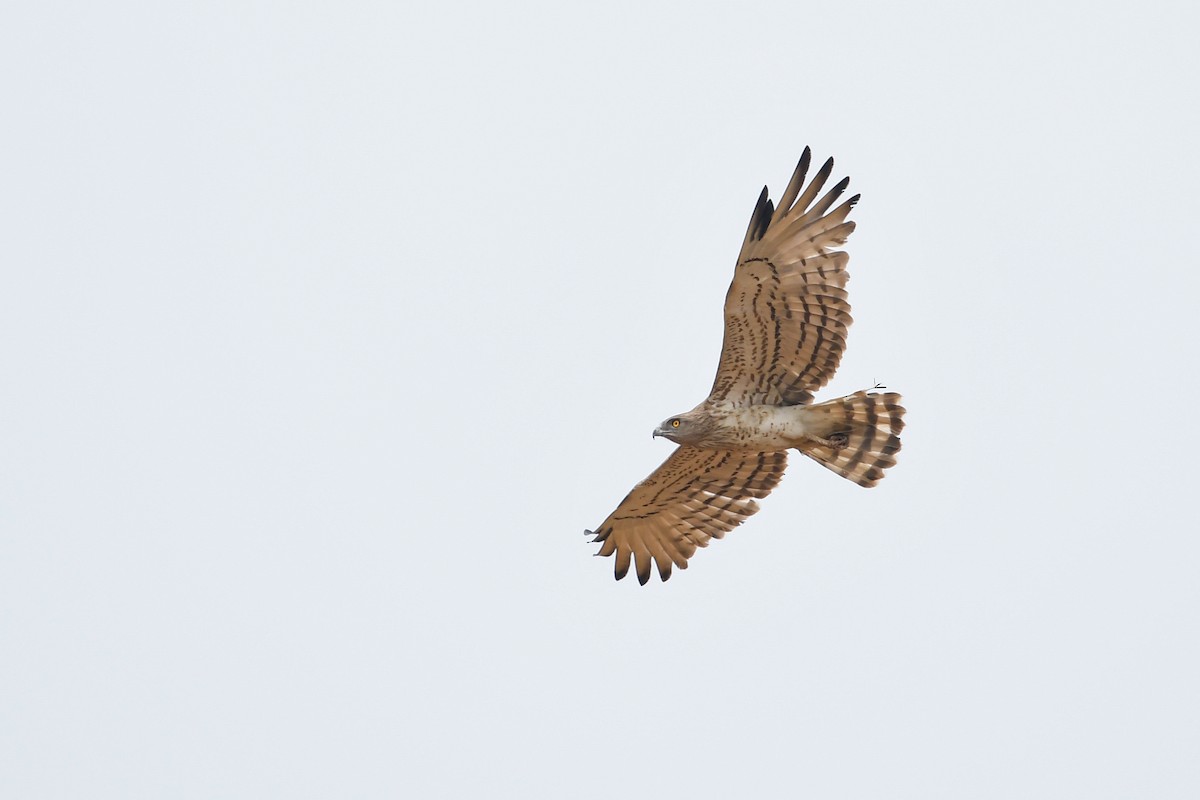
[{"left": 3, "top": 1, "right": 1199, "bottom": 797}]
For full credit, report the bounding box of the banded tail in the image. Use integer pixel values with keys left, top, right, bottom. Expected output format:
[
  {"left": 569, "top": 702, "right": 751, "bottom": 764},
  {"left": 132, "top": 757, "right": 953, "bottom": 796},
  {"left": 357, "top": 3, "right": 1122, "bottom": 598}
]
[{"left": 798, "top": 390, "right": 905, "bottom": 487}]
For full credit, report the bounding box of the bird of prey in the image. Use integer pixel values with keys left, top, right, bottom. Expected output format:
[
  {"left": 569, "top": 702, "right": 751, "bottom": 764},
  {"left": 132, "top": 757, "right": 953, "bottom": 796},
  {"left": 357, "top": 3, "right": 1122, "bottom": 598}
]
[{"left": 585, "top": 147, "right": 905, "bottom": 584}]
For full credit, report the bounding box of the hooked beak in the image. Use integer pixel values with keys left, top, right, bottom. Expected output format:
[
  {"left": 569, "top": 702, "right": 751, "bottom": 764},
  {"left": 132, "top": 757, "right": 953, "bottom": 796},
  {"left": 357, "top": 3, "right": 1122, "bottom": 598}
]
[{"left": 652, "top": 427, "right": 665, "bottom": 439}]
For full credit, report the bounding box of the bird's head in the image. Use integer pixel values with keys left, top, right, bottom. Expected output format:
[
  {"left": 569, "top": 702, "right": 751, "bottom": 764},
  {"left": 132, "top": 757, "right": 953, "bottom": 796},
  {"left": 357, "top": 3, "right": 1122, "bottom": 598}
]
[{"left": 652, "top": 412, "right": 705, "bottom": 444}]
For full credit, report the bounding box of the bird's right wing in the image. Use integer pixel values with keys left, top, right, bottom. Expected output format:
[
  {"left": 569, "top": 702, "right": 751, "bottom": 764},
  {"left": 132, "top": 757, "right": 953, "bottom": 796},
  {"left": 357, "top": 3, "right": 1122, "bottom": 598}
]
[
  {"left": 708, "top": 147, "right": 859, "bottom": 407},
  {"left": 586, "top": 447, "right": 787, "bottom": 584}
]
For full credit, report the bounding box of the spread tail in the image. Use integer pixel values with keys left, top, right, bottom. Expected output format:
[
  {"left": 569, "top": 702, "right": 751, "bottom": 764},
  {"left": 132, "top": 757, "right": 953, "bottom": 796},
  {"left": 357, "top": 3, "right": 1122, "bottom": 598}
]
[{"left": 797, "top": 390, "right": 905, "bottom": 487}]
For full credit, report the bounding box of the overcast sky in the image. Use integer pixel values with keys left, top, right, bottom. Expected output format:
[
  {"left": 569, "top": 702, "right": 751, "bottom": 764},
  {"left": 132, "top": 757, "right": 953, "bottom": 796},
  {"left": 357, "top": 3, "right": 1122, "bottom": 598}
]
[{"left": 3, "top": 1, "right": 1199, "bottom": 798}]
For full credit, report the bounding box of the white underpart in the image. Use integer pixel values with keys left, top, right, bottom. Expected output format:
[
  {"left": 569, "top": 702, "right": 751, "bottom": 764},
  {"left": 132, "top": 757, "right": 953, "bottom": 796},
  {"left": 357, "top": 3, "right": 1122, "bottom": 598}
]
[{"left": 713, "top": 404, "right": 814, "bottom": 450}]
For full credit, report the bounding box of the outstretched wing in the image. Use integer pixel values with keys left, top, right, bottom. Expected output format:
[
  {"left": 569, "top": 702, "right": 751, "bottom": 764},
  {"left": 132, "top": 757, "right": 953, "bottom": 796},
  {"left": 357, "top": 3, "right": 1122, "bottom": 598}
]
[
  {"left": 707, "top": 147, "right": 859, "bottom": 407},
  {"left": 586, "top": 447, "right": 787, "bottom": 584}
]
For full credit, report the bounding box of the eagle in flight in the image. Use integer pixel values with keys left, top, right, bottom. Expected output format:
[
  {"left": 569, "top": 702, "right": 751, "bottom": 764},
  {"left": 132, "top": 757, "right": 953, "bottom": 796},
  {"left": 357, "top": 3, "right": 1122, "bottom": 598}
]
[{"left": 586, "top": 147, "right": 905, "bottom": 584}]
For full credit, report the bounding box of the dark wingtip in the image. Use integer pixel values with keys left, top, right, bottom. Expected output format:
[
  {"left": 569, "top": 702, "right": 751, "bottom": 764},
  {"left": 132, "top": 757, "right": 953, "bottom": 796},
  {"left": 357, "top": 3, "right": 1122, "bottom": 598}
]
[
  {"left": 796, "top": 148, "right": 812, "bottom": 177},
  {"left": 742, "top": 185, "right": 775, "bottom": 247},
  {"left": 749, "top": 187, "right": 772, "bottom": 242}
]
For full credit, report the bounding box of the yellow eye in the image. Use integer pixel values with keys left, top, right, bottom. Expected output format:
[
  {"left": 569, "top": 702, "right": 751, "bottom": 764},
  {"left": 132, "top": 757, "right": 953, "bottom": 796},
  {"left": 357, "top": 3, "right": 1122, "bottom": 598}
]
[{"left": 671, "top": 419, "right": 680, "bottom": 428}]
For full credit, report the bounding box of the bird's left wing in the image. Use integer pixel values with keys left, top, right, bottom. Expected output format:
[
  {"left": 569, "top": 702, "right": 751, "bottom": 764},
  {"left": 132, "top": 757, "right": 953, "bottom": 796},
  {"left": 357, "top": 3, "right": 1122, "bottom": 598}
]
[{"left": 586, "top": 447, "right": 787, "bottom": 584}]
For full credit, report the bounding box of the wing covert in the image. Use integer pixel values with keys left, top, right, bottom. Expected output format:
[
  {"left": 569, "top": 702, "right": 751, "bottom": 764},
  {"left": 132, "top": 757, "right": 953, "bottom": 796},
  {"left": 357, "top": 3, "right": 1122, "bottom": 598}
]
[
  {"left": 585, "top": 447, "right": 787, "bottom": 584},
  {"left": 709, "top": 147, "right": 859, "bottom": 407}
]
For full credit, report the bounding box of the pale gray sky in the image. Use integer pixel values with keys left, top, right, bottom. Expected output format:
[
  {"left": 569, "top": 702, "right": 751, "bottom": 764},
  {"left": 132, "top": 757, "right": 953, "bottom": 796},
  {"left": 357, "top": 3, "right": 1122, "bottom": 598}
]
[{"left": 3, "top": 1, "right": 1199, "bottom": 797}]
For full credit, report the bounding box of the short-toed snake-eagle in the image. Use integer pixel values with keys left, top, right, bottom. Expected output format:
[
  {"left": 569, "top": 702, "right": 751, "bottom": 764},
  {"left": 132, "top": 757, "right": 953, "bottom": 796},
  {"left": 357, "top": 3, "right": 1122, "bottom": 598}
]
[{"left": 586, "top": 148, "right": 905, "bottom": 584}]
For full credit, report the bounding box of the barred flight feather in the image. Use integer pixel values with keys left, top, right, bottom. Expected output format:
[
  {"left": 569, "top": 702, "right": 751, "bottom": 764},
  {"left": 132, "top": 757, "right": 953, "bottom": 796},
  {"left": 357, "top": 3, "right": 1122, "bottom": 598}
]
[
  {"left": 586, "top": 448, "right": 788, "bottom": 584},
  {"left": 797, "top": 391, "right": 906, "bottom": 488}
]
